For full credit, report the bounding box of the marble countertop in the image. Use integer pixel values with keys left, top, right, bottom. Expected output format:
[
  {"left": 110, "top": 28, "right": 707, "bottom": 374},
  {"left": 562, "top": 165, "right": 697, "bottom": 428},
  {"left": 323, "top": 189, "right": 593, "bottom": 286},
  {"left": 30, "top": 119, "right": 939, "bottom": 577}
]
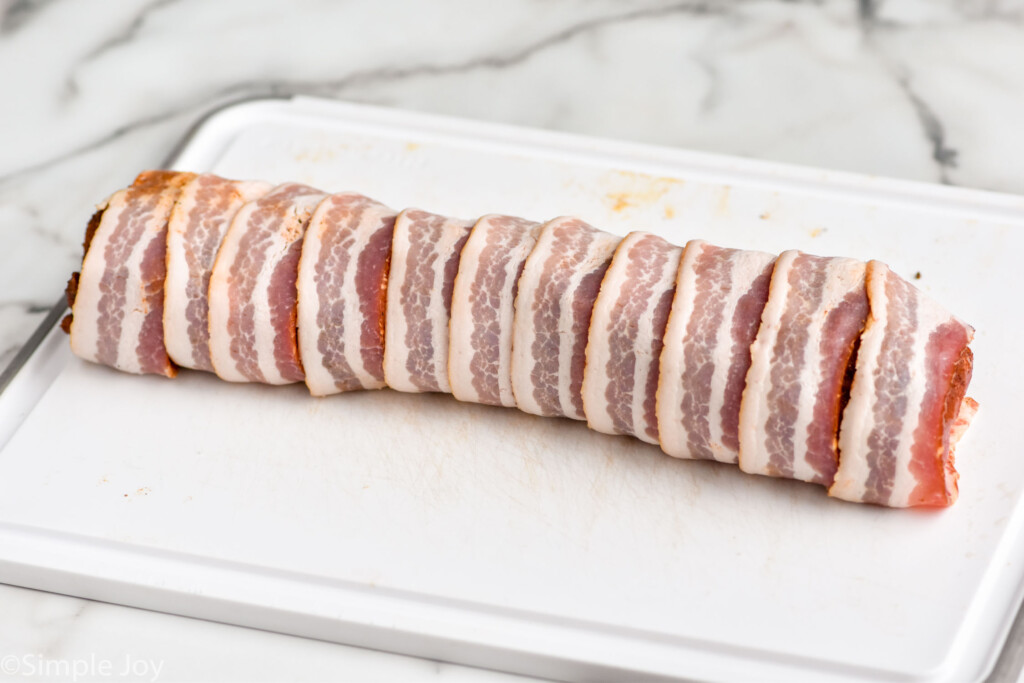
[{"left": 2, "top": 0, "right": 1023, "bottom": 680}]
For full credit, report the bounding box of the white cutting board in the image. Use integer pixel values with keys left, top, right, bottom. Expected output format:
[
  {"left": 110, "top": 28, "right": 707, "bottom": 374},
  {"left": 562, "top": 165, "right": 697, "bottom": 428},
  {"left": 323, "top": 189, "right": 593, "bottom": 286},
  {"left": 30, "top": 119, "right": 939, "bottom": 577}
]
[{"left": 0, "top": 96, "right": 1022, "bottom": 682}]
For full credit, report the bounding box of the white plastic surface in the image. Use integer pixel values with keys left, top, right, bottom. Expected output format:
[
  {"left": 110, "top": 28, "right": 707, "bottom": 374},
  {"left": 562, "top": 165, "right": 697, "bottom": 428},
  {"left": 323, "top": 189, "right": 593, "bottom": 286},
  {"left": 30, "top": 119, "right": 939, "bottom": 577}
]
[{"left": 0, "top": 96, "right": 1022, "bottom": 682}]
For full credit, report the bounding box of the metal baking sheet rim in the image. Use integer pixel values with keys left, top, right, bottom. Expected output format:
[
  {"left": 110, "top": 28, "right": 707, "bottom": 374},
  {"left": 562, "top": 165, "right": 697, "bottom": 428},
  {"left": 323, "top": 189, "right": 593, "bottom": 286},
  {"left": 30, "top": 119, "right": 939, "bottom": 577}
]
[{"left": 0, "top": 95, "right": 1021, "bottom": 683}]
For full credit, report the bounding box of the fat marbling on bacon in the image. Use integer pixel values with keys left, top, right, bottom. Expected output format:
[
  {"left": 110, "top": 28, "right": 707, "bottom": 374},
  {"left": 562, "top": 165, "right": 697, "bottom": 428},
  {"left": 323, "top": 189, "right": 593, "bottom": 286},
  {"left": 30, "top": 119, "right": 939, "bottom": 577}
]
[
  {"left": 583, "top": 232, "right": 681, "bottom": 445},
  {"left": 738, "top": 251, "right": 869, "bottom": 487},
  {"left": 207, "top": 183, "right": 326, "bottom": 385},
  {"left": 658, "top": 240, "right": 775, "bottom": 464},
  {"left": 510, "top": 217, "right": 619, "bottom": 420},
  {"left": 829, "top": 261, "right": 976, "bottom": 507},
  {"left": 68, "top": 170, "right": 194, "bottom": 377},
  {"left": 297, "top": 193, "right": 396, "bottom": 395},
  {"left": 383, "top": 209, "right": 473, "bottom": 393},
  {"left": 64, "top": 170, "right": 978, "bottom": 509},
  {"left": 164, "top": 174, "right": 272, "bottom": 372},
  {"left": 449, "top": 215, "right": 540, "bottom": 407}
]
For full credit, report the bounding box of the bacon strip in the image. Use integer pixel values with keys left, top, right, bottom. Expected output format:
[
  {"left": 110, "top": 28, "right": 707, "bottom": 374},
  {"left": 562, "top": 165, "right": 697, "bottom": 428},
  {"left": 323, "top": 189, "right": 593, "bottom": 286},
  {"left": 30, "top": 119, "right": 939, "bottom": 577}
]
[
  {"left": 738, "top": 251, "right": 869, "bottom": 486},
  {"left": 658, "top": 241, "right": 775, "bottom": 462},
  {"left": 297, "top": 193, "right": 396, "bottom": 396},
  {"left": 449, "top": 215, "right": 540, "bottom": 407},
  {"left": 829, "top": 261, "right": 975, "bottom": 507},
  {"left": 69, "top": 170, "right": 194, "bottom": 376},
  {"left": 164, "top": 174, "right": 272, "bottom": 371},
  {"left": 511, "top": 217, "right": 619, "bottom": 419},
  {"left": 383, "top": 209, "right": 473, "bottom": 393},
  {"left": 582, "top": 232, "right": 681, "bottom": 444},
  {"left": 208, "top": 183, "right": 326, "bottom": 384}
]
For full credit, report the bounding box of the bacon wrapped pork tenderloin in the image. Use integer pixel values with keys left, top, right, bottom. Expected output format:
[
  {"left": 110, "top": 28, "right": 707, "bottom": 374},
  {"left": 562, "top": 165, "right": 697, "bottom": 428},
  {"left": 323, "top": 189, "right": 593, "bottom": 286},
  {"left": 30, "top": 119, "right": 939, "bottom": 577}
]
[{"left": 64, "top": 171, "right": 976, "bottom": 508}]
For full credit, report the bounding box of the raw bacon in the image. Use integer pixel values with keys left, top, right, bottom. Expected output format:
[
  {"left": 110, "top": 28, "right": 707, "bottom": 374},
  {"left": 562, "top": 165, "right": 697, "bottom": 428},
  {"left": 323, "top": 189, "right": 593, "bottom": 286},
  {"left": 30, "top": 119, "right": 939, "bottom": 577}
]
[
  {"left": 658, "top": 241, "right": 775, "bottom": 463},
  {"left": 69, "top": 170, "right": 194, "bottom": 377},
  {"left": 511, "top": 217, "right": 620, "bottom": 420},
  {"left": 738, "top": 251, "right": 868, "bottom": 486},
  {"left": 449, "top": 215, "right": 540, "bottom": 407},
  {"left": 829, "top": 261, "right": 975, "bottom": 507},
  {"left": 383, "top": 209, "right": 473, "bottom": 393},
  {"left": 65, "top": 170, "right": 979, "bottom": 509},
  {"left": 297, "top": 193, "right": 396, "bottom": 396},
  {"left": 583, "top": 232, "right": 681, "bottom": 444},
  {"left": 208, "top": 183, "right": 326, "bottom": 384},
  {"left": 164, "top": 174, "right": 272, "bottom": 371}
]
